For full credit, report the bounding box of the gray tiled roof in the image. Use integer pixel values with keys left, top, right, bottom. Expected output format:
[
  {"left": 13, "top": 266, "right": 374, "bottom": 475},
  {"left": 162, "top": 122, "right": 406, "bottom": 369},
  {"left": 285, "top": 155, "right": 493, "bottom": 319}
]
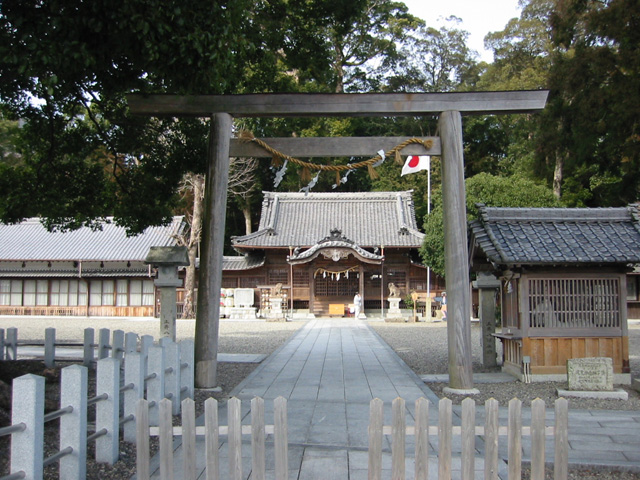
[
  {"left": 232, "top": 191, "right": 424, "bottom": 249},
  {"left": 470, "top": 205, "right": 640, "bottom": 266},
  {"left": 0, "top": 217, "right": 184, "bottom": 262},
  {"left": 222, "top": 254, "right": 265, "bottom": 271}
]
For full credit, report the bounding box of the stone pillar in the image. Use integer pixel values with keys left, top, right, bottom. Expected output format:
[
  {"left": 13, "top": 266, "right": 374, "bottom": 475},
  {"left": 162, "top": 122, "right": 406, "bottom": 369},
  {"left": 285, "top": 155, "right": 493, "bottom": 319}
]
[
  {"left": 145, "top": 246, "right": 189, "bottom": 341},
  {"left": 475, "top": 272, "right": 501, "bottom": 368}
]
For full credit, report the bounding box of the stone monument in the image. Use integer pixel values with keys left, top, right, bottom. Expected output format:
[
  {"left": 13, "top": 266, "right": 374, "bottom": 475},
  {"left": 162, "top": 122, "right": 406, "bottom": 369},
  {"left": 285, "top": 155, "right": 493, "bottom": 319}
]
[
  {"left": 557, "top": 357, "right": 628, "bottom": 400},
  {"left": 228, "top": 288, "right": 257, "bottom": 320}
]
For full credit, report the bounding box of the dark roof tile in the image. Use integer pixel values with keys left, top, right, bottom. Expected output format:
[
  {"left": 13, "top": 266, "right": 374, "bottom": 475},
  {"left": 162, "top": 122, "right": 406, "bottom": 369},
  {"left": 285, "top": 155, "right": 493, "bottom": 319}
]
[{"left": 470, "top": 205, "right": 640, "bottom": 266}]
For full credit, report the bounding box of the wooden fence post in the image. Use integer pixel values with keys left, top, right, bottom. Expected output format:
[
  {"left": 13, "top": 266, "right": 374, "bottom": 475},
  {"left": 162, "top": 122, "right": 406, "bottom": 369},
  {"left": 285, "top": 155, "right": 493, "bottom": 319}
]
[
  {"left": 508, "top": 398, "right": 523, "bottom": 480},
  {"left": 158, "top": 398, "right": 174, "bottom": 480},
  {"left": 182, "top": 398, "right": 197, "bottom": 480},
  {"left": 484, "top": 398, "right": 499, "bottom": 480},
  {"left": 531, "top": 398, "right": 546, "bottom": 480},
  {"left": 136, "top": 399, "right": 150, "bottom": 480},
  {"left": 438, "top": 398, "right": 453, "bottom": 479},
  {"left": 368, "top": 398, "right": 383, "bottom": 480},
  {"left": 391, "top": 397, "right": 406, "bottom": 479},
  {"left": 204, "top": 398, "right": 220, "bottom": 480},
  {"left": 180, "top": 339, "right": 195, "bottom": 401},
  {"left": 461, "top": 397, "right": 476, "bottom": 479},
  {"left": 415, "top": 397, "right": 429, "bottom": 480},
  {"left": 554, "top": 398, "right": 569, "bottom": 480},
  {"left": 251, "top": 396, "right": 266, "bottom": 480},
  {"left": 10, "top": 374, "right": 45, "bottom": 479},
  {"left": 274, "top": 396, "right": 288, "bottom": 480},
  {"left": 112, "top": 329, "right": 125, "bottom": 362},
  {"left": 228, "top": 397, "right": 243, "bottom": 480},
  {"left": 124, "top": 332, "right": 138, "bottom": 355},
  {"left": 164, "top": 340, "right": 181, "bottom": 415},
  {"left": 59, "top": 365, "right": 88, "bottom": 480}
]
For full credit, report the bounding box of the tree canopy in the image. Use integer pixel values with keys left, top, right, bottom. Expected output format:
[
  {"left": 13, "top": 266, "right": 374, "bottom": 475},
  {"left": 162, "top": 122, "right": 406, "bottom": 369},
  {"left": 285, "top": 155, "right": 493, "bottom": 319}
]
[{"left": 421, "top": 173, "right": 562, "bottom": 276}]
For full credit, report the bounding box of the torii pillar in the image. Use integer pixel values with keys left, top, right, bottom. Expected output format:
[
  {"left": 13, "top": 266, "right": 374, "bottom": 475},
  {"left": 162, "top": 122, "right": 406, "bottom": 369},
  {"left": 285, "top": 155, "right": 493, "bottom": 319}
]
[
  {"left": 127, "top": 91, "right": 549, "bottom": 389},
  {"left": 440, "top": 111, "right": 476, "bottom": 392}
]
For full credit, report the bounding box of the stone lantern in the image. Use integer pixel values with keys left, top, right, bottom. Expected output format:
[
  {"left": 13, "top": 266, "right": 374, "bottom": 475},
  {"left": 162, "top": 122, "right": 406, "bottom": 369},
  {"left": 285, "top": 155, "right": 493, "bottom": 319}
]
[{"left": 145, "top": 246, "right": 190, "bottom": 341}]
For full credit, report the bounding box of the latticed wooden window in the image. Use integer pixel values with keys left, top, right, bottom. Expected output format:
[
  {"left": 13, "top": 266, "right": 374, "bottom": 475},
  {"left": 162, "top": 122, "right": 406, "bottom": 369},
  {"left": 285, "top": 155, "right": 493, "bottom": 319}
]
[
  {"left": 222, "top": 277, "right": 237, "bottom": 288},
  {"left": 268, "top": 269, "right": 288, "bottom": 285},
  {"left": 387, "top": 270, "right": 406, "bottom": 289},
  {"left": 240, "top": 277, "right": 265, "bottom": 288},
  {"left": 526, "top": 277, "right": 620, "bottom": 330},
  {"left": 314, "top": 275, "right": 358, "bottom": 296},
  {"left": 293, "top": 269, "right": 309, "bottom": 287}
]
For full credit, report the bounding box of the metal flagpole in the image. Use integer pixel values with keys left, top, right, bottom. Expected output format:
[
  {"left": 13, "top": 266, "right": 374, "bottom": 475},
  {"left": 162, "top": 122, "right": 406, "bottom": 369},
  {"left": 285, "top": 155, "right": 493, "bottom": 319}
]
[{"left": 427, "top": 156, "right": 431, "bottom": 300}]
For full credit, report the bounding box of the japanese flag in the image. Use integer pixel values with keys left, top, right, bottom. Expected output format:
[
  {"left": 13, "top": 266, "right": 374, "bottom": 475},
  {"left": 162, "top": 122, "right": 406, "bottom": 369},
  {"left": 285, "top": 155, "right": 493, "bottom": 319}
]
[{"left": 401, "top": 155, "right": 430, "bottom": 176}]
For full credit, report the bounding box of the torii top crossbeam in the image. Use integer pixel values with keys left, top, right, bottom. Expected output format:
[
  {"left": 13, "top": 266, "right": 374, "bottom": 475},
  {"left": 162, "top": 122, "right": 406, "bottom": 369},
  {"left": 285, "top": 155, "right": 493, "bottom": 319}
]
[
  {"left": 127, "top": 90, "right": 549, "bottom": 117},
  {"left": 127, "top": 90, "right": 549, "bottom": 391}
]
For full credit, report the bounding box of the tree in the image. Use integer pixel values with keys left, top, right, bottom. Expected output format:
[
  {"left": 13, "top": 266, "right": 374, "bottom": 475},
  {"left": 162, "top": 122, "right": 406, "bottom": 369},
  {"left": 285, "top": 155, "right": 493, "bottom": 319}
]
[
  {"left": 470, "top": 0, "right": 557, "bottom": 187},
  {"left": 421, "top": 173, "right": 562, "bottom": 276},
  {"left": 0, "top": 0, "right": 266, "bottom": 231},
  {"left": 540, "top": 0, "right": 640, "bottom": 206},
  {"left": 387, "top": 17, "right": 479, "bottom": 93}
]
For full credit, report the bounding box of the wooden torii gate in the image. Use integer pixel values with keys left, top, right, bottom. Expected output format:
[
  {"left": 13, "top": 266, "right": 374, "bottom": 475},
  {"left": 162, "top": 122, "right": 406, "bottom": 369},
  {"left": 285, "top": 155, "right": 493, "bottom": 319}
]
[{"left": 128, "top": 91, "right": 549, "bottom": 391}]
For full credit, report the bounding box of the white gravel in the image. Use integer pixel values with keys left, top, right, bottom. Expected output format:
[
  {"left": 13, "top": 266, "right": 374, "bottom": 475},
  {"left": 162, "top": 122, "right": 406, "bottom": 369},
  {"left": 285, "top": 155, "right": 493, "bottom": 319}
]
[{"left": 370, "top": 320, "right": 640, "bottom": 410}]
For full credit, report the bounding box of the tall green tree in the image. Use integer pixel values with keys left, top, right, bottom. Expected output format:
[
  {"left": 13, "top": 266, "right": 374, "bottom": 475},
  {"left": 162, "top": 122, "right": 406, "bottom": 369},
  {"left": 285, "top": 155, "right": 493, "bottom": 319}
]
[
  {"left": 468, "top": 0, "right": 556, "bottom": 182},
  {"left": 540, "top": 0, "right": 640, "bottom": 206},
  {"left": 421, "top": 173, "right": 562, "bottom": 276}
]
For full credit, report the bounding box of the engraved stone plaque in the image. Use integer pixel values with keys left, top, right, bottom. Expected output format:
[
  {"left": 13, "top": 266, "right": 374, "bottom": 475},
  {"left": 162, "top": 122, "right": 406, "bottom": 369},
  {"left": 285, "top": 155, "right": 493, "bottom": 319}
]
[
  {"left": 567, "top": 357, "right": 613, "bottom": 391},
  {"left": 233, "top": 288, "right": 255, "bottom": 307}
]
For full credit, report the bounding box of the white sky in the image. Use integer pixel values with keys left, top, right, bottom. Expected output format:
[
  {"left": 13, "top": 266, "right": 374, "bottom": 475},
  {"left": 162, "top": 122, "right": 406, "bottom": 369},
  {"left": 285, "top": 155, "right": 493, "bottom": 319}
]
[{"left": 402, "top": 0, "right": 522, "bottom": 62}]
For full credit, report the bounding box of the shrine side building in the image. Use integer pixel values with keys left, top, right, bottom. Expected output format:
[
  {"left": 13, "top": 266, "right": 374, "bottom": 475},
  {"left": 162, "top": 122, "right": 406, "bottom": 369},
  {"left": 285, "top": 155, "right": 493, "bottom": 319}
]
[
  {"left": 225, "top": 191, "right": 442, "bottom": 317},
  {"left": 470, "top": 205, "right": 640, "bottom": 380}
]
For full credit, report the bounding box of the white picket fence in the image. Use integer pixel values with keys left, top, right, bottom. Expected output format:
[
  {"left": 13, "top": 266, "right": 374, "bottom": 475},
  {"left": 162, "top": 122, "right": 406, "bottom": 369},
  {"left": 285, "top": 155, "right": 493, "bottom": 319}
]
[
  {"left": 136, "top": 396, "right": 568, "bottom": 480},
  {"left": 0, "top": 331, "right": 194, "bottom": 480}
]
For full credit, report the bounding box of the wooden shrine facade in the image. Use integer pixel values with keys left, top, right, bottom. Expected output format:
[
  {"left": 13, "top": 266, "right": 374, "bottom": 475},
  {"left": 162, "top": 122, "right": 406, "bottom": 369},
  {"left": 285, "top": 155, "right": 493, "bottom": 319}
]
[
  {"left": 470, "top": 205, "right": 640, "bottom": 380},
  {"left": 223, "top": 191, "right": 443, "bottom": 317}
]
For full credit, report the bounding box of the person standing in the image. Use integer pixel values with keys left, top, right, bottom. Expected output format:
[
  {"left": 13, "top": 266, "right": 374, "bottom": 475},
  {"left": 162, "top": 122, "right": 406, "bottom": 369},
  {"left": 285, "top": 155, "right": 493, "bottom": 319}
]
[{"left": 353, "top": 293, "right": 362, "bottom": 318}]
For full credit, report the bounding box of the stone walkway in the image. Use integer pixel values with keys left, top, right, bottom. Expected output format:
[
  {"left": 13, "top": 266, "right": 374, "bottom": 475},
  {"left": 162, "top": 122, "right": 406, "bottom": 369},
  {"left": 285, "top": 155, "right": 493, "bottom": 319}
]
[{"left": 143, "top": 318, "right": 640, "bottom": 479}]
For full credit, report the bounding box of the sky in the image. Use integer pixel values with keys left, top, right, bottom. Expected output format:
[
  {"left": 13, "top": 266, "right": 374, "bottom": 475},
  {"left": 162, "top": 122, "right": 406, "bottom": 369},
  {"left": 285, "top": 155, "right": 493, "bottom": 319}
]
[{"left": 402, "top": 0, "right": 522, "bottom": 62}]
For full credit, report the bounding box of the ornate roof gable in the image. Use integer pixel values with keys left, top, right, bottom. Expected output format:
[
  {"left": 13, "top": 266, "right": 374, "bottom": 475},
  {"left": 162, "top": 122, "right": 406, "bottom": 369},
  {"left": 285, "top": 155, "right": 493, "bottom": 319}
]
[{"left": 288, "top": 228, "right": 384, "bottom": 265}]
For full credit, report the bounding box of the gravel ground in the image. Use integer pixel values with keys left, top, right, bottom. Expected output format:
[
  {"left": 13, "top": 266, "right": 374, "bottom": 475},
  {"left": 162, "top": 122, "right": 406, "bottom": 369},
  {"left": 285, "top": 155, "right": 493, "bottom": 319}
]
[
  {"left": 1, "top": 316, "right": 639, "bottom": 479},
  {"left": 370, "top": 321, "right": 640, "bottom": 410}
]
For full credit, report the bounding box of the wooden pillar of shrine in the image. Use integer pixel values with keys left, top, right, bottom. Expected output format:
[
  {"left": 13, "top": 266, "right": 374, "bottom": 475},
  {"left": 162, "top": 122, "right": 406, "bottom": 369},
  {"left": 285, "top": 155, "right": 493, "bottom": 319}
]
[
  {"left": 439, "top": 110, "right": 476, "bottom": 392},
  {"left": 195, "top": 113, "right": 232, "bottom": 388}
]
